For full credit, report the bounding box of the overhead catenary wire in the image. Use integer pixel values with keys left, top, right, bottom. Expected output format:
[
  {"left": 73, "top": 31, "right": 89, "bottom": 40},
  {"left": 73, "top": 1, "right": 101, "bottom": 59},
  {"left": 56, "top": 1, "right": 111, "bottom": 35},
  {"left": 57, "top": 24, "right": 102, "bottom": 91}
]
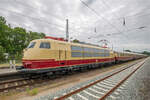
[
  {"left": 97, "top": 0, "right": 129, "bottom": 38},
  {"left": 98, "top": 0, "right": 150, "bottom": 21},
  {"left": 80, "top": 0, "right": 122, "bottom": 34},
  {"left": 86, "top": 0, "right": 150, "bottom": 39},
  {"left": 10, "top": 0, "right": 150, "bottom": 29},
  {"left": 91, "top": 20, "right": 146, "bottom": 39},
  {"left": 1, "top": 0, "right": 149, "bottom": 42},
  {"left": 89, "top": 24, "right": 149, "bottom": 39},
  {"left": 13, "top": 0, "right": 132, "bottom": 40},
  {"left": 113, "top": 7, "right": 150, "bottom": 20},
  {"left": 80, "top": 0, "right": 128, "bottom": 40}
]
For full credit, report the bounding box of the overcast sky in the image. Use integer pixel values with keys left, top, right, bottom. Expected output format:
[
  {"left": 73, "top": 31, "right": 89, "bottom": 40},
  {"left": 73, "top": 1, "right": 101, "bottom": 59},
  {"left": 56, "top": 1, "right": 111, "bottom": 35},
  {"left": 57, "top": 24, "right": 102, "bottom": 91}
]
[{"left": 0, "top": 0, "right": 150, "bottom": 52}]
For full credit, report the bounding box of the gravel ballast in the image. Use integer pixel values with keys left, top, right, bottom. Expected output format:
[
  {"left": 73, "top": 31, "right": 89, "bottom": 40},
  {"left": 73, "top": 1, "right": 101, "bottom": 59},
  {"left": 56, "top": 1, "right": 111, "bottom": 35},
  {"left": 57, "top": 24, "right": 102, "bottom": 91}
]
[
  {"left": 113, "top": 57, "right": 150, "bottom": 100},
  {"left": 36, "top": 59, "right": 148, "bottom": 100}
]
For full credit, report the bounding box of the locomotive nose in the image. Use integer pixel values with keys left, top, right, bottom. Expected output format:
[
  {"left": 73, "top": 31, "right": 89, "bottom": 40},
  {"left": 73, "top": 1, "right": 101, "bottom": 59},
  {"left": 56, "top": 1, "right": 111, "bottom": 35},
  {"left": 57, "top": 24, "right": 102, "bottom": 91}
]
[
  {"left": 23, "top": 48, "right": 38, "bottom": 59},
  {"left": 23, "top": 61, "right": 32, "bottom": 68}
]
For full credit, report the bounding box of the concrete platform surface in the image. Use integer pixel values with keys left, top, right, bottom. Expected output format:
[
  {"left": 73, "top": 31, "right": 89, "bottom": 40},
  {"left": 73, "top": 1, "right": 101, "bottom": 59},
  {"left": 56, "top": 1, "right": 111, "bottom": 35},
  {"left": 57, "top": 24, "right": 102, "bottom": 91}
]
[{"left": 0, "top": 68, "right": 17, "bottom": 75}]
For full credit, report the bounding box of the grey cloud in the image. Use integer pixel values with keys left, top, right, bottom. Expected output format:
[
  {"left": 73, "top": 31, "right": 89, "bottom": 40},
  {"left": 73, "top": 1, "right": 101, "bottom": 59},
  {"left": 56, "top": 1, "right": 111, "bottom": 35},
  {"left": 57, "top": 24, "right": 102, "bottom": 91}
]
[{"left": 0, "top": 0, "right": 149, "bottom": 52}]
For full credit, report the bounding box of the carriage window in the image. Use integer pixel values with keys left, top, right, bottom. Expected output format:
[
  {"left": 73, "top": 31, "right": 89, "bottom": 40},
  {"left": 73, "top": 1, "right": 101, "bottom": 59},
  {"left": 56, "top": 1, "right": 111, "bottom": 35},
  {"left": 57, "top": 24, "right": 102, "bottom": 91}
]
[
  {"left": 27, "top": 42, "right": 36, "bottom": 48},
  {"left": 40, "top": 42, "right": 50, "bottom": 49}
]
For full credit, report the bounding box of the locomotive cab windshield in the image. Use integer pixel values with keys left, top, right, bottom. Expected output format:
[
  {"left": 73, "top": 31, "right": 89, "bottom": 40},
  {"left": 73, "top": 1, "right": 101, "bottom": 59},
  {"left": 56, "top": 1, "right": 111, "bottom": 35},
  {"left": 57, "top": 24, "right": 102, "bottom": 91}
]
[{"left": 27, "top": 42, "right": 36, "bottom": 48}]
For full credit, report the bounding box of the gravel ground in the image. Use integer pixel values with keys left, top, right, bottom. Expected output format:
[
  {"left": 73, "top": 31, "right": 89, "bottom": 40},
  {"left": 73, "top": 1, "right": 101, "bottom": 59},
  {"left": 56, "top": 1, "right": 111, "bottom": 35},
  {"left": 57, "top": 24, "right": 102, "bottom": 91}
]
[
  {"left": 0, "top": 59, "right": 144, "bottom": 100},
  {"left": 110, "top": 57, "right": 150, "bottom": 100},
  {"left": 36, "top": 60, "right": 142, "bottom": 100},
  {"left": 0, "top": 69, "right": 16, "bottom": 75},
  {"left": 35, "top": 58, "right": 150, "bottom": 100}
]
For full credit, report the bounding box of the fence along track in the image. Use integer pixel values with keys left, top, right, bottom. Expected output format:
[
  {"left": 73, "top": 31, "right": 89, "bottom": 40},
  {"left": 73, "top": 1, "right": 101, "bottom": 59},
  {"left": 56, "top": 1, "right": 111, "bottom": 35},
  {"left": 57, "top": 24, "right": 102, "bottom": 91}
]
[{"left": 54, "top": 59, "right": 145, "bottom": 100}]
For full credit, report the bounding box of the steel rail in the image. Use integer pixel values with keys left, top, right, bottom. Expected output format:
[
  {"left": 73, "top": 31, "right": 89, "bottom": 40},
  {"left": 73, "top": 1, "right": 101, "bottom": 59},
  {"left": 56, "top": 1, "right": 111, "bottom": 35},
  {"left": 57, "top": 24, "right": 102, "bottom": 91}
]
[
  {"left": 0, "top": 78, "right": 49, "bottom": 92},
  {"left": 0, "top": 78, "right": 29, "bottom": 85},
  {"left": 99, "top": 61, "right": 145, "bottom": 100},
  {"left": 0, "top": 59, "right": 145, "bottom": 94},
  {"left": 54, "top": 60, "right": 145, "bottom": 100}
]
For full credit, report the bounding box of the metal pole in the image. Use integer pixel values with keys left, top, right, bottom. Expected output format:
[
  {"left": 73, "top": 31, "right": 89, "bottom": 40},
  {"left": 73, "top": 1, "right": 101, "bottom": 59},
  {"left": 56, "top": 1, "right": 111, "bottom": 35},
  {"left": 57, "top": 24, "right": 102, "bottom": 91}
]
[
  {"left": 112, "top": 44, "right": 113, "bottom": 50},
  {"left": 66, "top": 19, "right": 69, "bottom": 42}
]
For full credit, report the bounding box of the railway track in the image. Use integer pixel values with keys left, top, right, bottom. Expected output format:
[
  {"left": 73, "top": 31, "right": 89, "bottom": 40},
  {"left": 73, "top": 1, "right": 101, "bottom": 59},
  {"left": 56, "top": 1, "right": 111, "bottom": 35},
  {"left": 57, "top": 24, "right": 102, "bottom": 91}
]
[
  {"left": 0, "top": 59, "right": 145, "bottom": 94},
  {"left": 0, "top": 78, "right": 33, "bottom": 92},
  {"left": 0, "top": 71, "right": 68, "bottom": 93},
  {"left": 0, "top": 72, "right": 25, "bottom": 84},
  {"left": 0, "top": 73, "right": 55, "bottom": 93},
  {"left": 50, "top": 59, "right": 146, "bottom": 100},
  {"left": 0, "top": 71, "right": 41, "bottom": 93}
]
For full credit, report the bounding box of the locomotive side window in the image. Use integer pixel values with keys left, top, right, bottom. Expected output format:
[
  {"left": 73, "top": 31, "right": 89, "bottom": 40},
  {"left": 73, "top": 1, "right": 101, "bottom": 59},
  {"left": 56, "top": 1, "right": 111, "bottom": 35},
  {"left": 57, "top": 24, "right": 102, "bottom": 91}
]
[
  {"left": 71, "top": 46, "right": 82, "bottom": 51},
  {"left": 94, "top": 49, "right": 100, "bottom": 53},
  {"left": 93, "top": 53, "right": 99, "bottom": 57},
  {"left": 71, "top": 45, "right": 110, "bottom": 57},
  {"left": 71, "top": 45, "right": 83, "bottom": 57},
  {"left": 83, "top": 47, "right": 93, "bottom": 52},
  {"left": 83, "top": 52, "right": 91, "bottom": 57},
  {"left": 105, "top": 53, "right": 110, "bottom": 57},
  {"left": 99, "top": 49, "right": 105, "bottom": 53},
  {"left": 103, "top": 50, "right": 110, "bottom": 57},
  {"left": 27, "top": 42, "right": 36, "bottom": 48},
  {"left": 71, "top": 52, "right": 82, "bottom": 57},
  {"left": 40, "top": 42, "right": 50, "bottom": 49}
]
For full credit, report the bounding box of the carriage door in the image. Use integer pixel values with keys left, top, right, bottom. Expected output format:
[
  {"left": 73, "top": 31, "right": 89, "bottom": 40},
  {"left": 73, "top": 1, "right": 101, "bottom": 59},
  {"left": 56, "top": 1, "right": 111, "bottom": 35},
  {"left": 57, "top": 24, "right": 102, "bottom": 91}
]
[{"left": 59, "top": 44, "right": 66, "bottom": 65}]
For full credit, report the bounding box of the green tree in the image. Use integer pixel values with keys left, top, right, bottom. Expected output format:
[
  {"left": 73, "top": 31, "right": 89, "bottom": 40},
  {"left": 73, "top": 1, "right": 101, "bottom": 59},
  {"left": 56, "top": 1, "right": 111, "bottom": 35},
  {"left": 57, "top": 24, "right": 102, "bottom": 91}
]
[
  {"left": 27, "top": 31, "right": 45, "bottom": 42},
  {"left": 72, "top": 39, "right": 80, "bottom": 43},
  {"left": 0, "top": 16, "right": 6, "bottom": 24},
  {"left": 142, "top": 51, "right": 150, "bottom": 56},
  {"left": 124, "top": 50, "right": 131, "bottom": 52},
  {"left": 11, "top": 27, "right": 27, "bottom": 54},
  {"left": 0, "top": 17, "right": 12, "bottom": 53},
  {"left": 0, "top": 45, "right": 5, "bottom": 62},
  {"left": 0, "top": 16, "right": 46, "bottom": 61}
]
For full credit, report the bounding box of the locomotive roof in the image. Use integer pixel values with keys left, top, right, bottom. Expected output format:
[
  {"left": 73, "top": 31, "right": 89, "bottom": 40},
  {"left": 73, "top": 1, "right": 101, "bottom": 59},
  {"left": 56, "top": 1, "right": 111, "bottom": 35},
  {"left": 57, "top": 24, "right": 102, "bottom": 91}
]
[{"left": 31, "top": 38, "right": 111, "bottom": 50}]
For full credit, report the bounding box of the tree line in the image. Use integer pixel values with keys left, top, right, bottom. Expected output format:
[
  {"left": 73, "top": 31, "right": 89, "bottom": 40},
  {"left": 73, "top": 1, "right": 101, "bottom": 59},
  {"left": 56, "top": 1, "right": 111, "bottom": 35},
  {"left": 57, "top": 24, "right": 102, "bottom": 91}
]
[
  {"left": 142, "top": 51, "right": 150, "bottom": 56},
  {"left": 0, "top": 16, "right": 45, "bottom": 62}
]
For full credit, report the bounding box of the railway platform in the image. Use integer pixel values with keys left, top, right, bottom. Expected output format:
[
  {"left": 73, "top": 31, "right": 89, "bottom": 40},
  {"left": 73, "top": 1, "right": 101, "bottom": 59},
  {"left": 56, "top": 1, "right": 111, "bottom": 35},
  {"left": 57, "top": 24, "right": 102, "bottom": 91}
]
[
  {"left": 0, "top": 68, "right": 17, "bottom": 76},
  {"left": 0, "top": 62, "right": 18, "bottom": 75}
]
